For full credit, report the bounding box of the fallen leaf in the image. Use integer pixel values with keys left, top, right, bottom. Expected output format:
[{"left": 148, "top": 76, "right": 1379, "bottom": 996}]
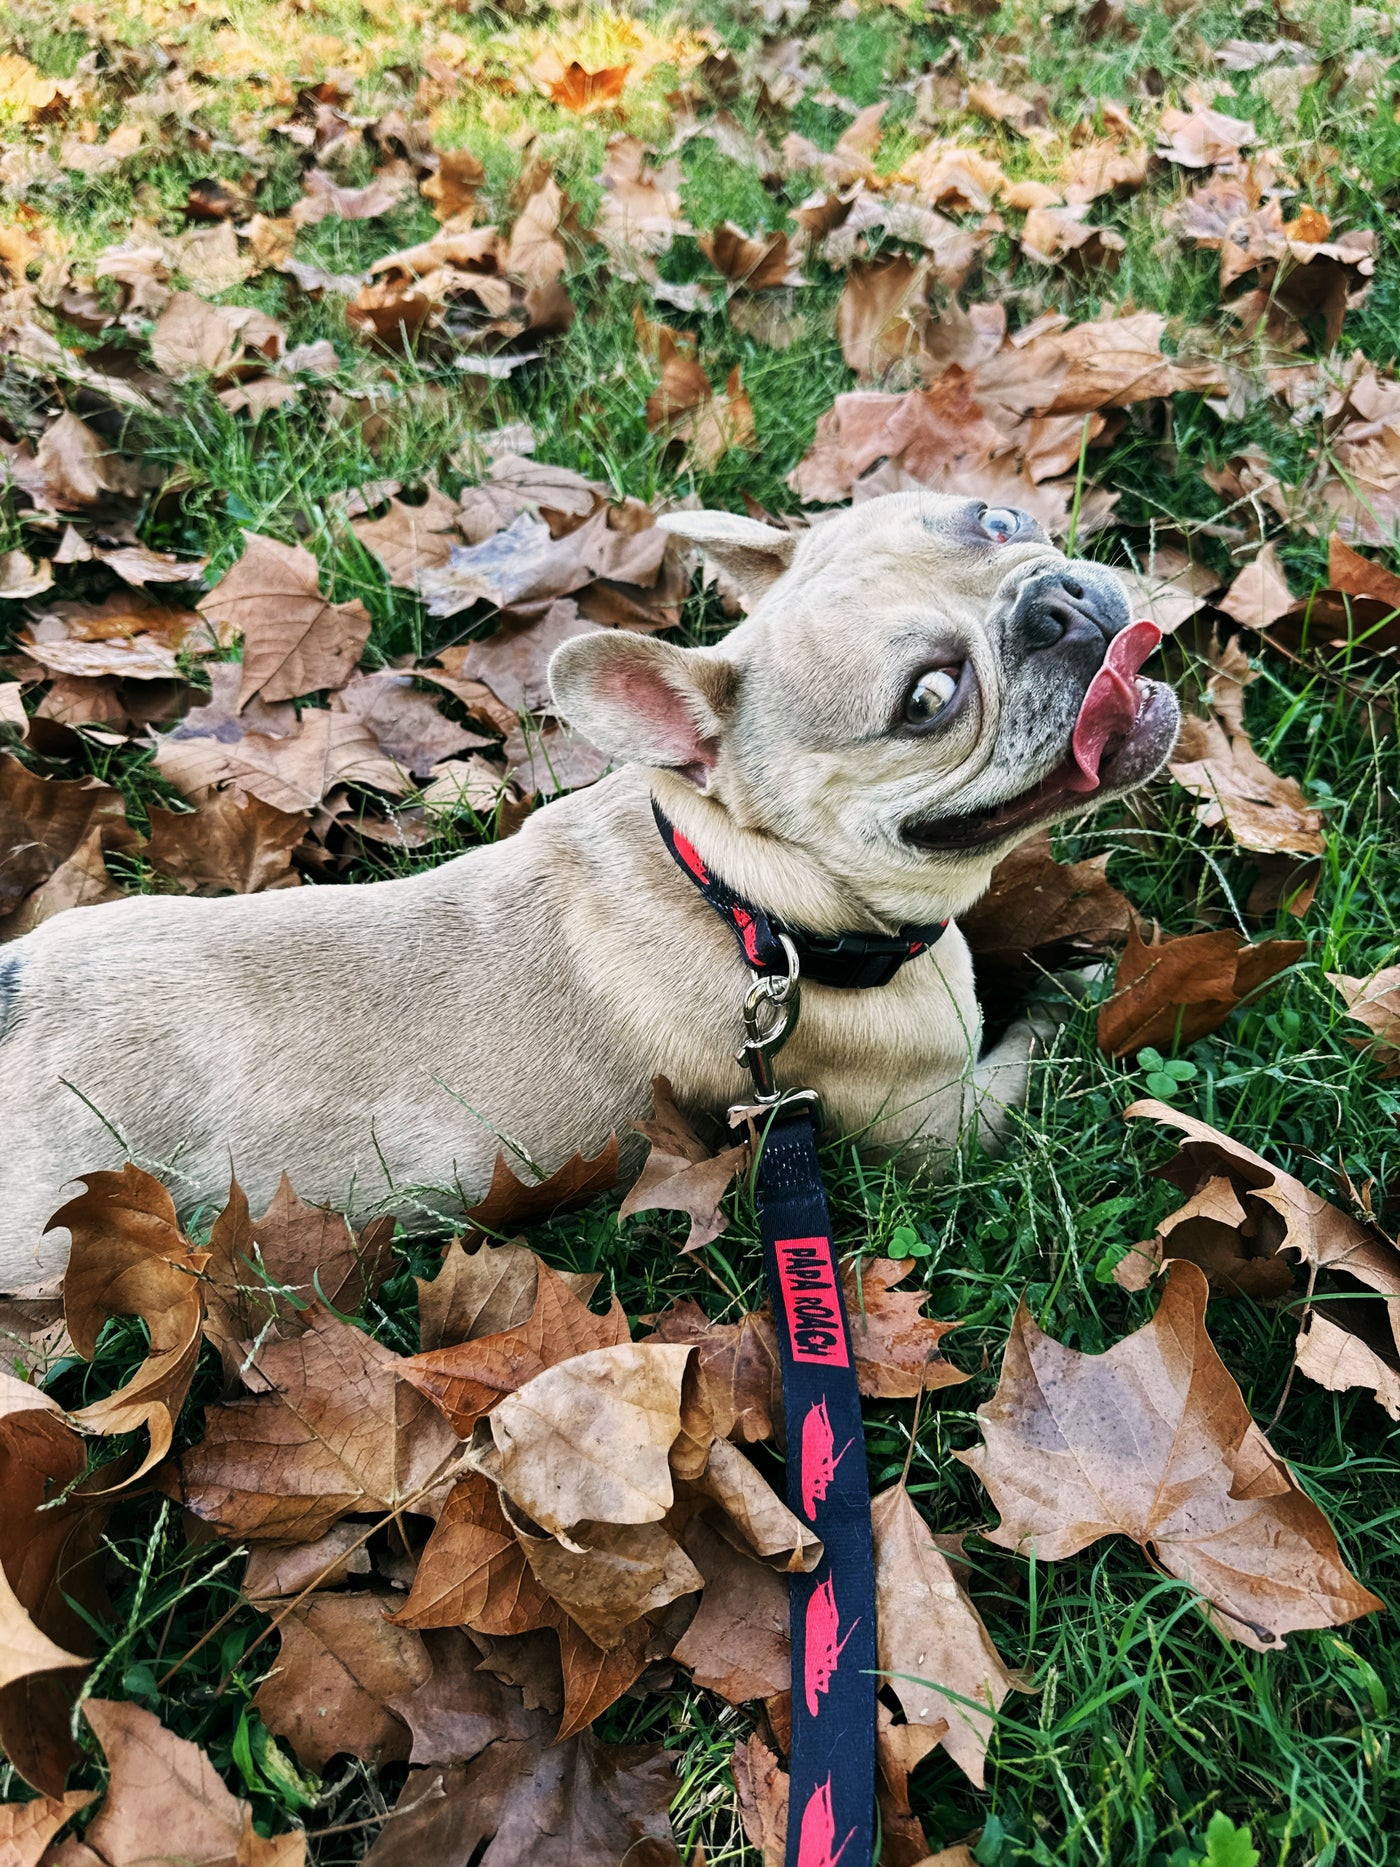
[
  {"left": 197, "top": 532, "right": 372, "bottom": 708},
  {"left": 468, "top": 1342, "right": 693, "bottom": 1536},
  {"left": 957, "top": 1259, "right": 1383, "bottom": 1648},
  {"left": 53, "top": 1166, "right": 209, "bottom": 1482},
  {"left": 1327, "top": 535, "right": 1400, "bottom": 611},
  {"left": 331, "top": 669, "right": 483, "bottom": 775},
  {"left": 671, "top": 1516, "right": 789, "bottom": 1700},
  {"left": 242, "top": 1523, "right": 373, "bottom": 1603},
  {"left": 389, "top": 1625, "right": 546, "bottom": 1765},
  {"left": 253, "top": 1591, "right": 431, "bottom": 1768},
  {"left": 958, "top": 828, "right": 1133, "bottom": 969},
  {"left": 645, "top": 1301, "right": 783, "bottom": 1446},
  {"left": 404, "top": 1262, "right": 629, "bottom": 1438},
  {"left": 1114, "top": 545, "right": 1221, "bottom": 634},
  {"left": 144, "top": 793, "right": 306, "bottom": 895},
  {"left": 0, "top": 1789, "right": 96, "bottom": 1865},
  {"left": 1157, "top": 101, "right": 1256, "bottom": 169},
  {"left": 150, "top": 292, "right": 285, "bottom": 379},
  {"left": 293, "top": 163, "right": 413, "bottom": 226},
  {"left": 79, "top": 1698, "right": 306, "bottom": 1866},
  {"left": 156, "top": 702, "right": 411, "bottom": 814},
  {"left": 170, "top": 1305, "right": 461, "bottom": 1542},
  {"left": 1096, "top": 923, "right": 1303, "bottom": 1055},
  {"left": 872, "top": 1483, "right": 1019, "bottom": 1787},
  {"left": 1218, "top": 543, "right": 1295, "bottom": 629},
  {"left": 733, "top": 1732, "right": 787, "bottom": 1867},
  {"left": 350, "top": 490, "right": 460, "bottom": 590},
  {"left": 1169, "top": 713, "right": 1326, "bottom": 856},
  {"left": 202, "top": 1175, "right": 396, "bottom": 1378},
  {"left": 516, "top": 1516, "right": 702, "bottom": 1650},
  {"left": 845, "top": 1259, "right": 969, "bottom": 1398},
  {"left": 1327, "top": 964, "right": 1400, "bottom": 1076},
  {"left": 0, "top": 755, "right": 134, "bottom": 927},
  {"left": 467, "top": 1134, "right": 621, "bottom": 1233},
  {"left": 422, "top": 148, "right": 486, "bottom": 224},
  {"left": 392, "top": 1468, "right": 557, "bottom": 1635},
  {"left": 27, "top": 412, "right": 139, "bottom": 512},
  {"left": 533, "top": 57, "right": 631, "bottom": 114},
  {"left": 698, "top": 223, "right": 803, "bottom": 291},
  {"left": 416, "top": 1238, "right": 599, "bottom": 1353},
  {"left": 691, "top": 1435, "right": 819, "bottom": 1570},
  {"left": 19, "top": 633, "right": 180, "bottom": 682},
  {"left": 619, "top": 1077, "right": 748, "bottom": 1252},
  {"left": 360, "top": 1729, "right": 678, "bottom": 1866}
]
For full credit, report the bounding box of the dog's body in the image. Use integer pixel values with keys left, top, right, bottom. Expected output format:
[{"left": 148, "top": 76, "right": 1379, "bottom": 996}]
[{"left": 0, "top": 494, "right": 1179, "bottom": 1287}]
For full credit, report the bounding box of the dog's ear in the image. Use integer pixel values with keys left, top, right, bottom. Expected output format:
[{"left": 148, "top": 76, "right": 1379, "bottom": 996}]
[
  {"left": 656, "top": 509, "right": 798, "bottom": 603},
  {"left": 549, "top": 632, "right": 736, "bottom": 785}
]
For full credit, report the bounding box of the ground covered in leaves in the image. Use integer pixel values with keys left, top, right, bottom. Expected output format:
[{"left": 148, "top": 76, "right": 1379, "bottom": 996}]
[{"left": 1, "top": 0, "right": 1400, "bottom": 1861}]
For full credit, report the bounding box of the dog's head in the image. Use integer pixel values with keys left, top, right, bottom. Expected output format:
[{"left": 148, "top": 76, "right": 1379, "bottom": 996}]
[{"left": 550, "top": 492, "right": 1179, "bottom": 921}]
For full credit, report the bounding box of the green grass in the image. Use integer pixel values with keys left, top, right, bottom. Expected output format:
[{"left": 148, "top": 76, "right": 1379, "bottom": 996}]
[{"left": 4, "top": 0, "right": 1400, "bottom": 1857}]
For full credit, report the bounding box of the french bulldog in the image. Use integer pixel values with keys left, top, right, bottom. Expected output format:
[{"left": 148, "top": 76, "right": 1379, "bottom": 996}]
[{"left": 0, "top": 492, "right": 1179, "bottom": 1287}]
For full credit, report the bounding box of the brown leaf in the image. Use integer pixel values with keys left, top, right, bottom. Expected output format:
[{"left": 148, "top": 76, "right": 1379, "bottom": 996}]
[
  {"left": 0, "top": 755, "right": 134, "bottom": 928},
  {"left": 360, "top": 1730, "right": 678, "bottom": 1867},
  {"left": 646, "top": 1301, "right": 782, "bottom": 1446},
  {"left": 698, "top": 223, "right": 802, "bottom": 290},
  {"left": 1115, "top": 545, "right": 1222, "bottom": 634},
  {"left": 417, "top": 516, "right": 598, "bottom": 620},
  {"left": 672, "top": 1516, "right": 788, "bottom": 1701},
  {"left": 170, "top": 1305, "right": 461, "bottom": 1542},
  {"left": 416, "top": 1238, "right": 599, "bottom": 1352},
  {"left": 293, "top": 163, "right": 413, "bottom": 226},
  {"left": 1096, "top": 923, "right": 1303, "bottom": 1055},
  {"left": 331, "top": 669, "right": 484, "bottom": 776},
  {"left": 156, "top": 702, "right": 412, "bottom": 813},
  {"left": 872, "top": 1483, "right": 1019, "bottom": 1787},
  {"left": 1169, "top": 713, "right": 1326, "bottom": 856},
  {"left": 837, "top": 255, "right": 929, "bottom": 380},
  {"left": 691, "top": 1436, "right": 820, "bottom": 1571},
  {"left": 202, "top": 1174, "right": 396, "bottom": 1378},
  {"left": 197, "top": 532, "right": 372, "bottom": 707},
  {"left": 150, "top": 292, "right": 285, "bottom": 379},
  {"left": 0, "top": 1789, "right": 95, "bottom": 1865},
  {"left": 468, "top": 1342, "right": 693, "bottom": 1536},
  {"left": 845, "top": 1259, "right": 969, "bottom": 1398},
  {"left": 619, "top": 1077, "right": 748, "bottom": 1252},
  {"left": 392, "top": 1468, "right": 557, "bottom": 1635},
  {"left": 1020, "top": 205, "right": 1125, "bottom": 272},
  {"left": 1327, "top": 964, "right": 1400, "bottom": 1076},
  {"left": 19, "top": 632, "right": 180, "bottom": 682},
  {"left": 350, "top": 490, "right": 460, "bottom": 590},
  {"left": 242, "top": 1524, "right": 372, "bottom": 1602},
  {"left": 388, "top": 1625, "right": 546, "bottom": 1765},
  {"left": 55, "top": 1166, "right": 208, "bottom": 1482},
  {"left": 144, "top": 793, "right": 306, "bottom": 895},
  {"left": 27, "top": 412, "right": 139, "bottom": 512},
  {"left": 1156, "top": 101, "right": 1256, "bottom": 168},
  {"left": 1218, "top": 542, "right": 1295, "bottom": 628},
  {"left": 0, "top": 1375, "right": 115, "bottom": 1794},
  {"left": 533, "top": 58, "right": 631, "bottom": 114},
  {"left": 1328, "top": 535, "right": 1400, "bottom": 610},
  {"left": 959, "top": 828, "right": 1133, "bottom": 969},
  {"left": 733, "top": 1732, "right": 788, "bottom": 1867},
  {"left": 253, "top": 1592, "right": 430, "bottom": 1769},
  {"left": 1121, "top": 1101, "right": 1400, "bottom": 1416},
  {"left": 956, "top": 1259, "right": 1383, "bottom": 1648},
  {"left": 467, "top": 1134, "right": 620, "bottom": 1233},
  {"left": 405, "top": 1261, "right": 629, "bottom": 1437},
  {"left": 422, "top": 148, "right": 486, "bottom": 224},
  {"left": 80, "top": 1698, "right": 306, "bottom": 1866},
  {"left": 516, "top": 1516, "right": 702, "bottom": 1650}
]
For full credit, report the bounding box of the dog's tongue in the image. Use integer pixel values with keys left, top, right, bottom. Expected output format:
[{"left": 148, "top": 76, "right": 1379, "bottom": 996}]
[{"left": 1063, "top": 619, "right": 1162, "bottom": 793}]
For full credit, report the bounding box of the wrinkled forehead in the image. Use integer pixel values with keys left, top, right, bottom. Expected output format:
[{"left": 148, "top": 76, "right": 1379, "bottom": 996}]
[{"left": 781, "top": 491, "right": 1060, "bottom": 610}]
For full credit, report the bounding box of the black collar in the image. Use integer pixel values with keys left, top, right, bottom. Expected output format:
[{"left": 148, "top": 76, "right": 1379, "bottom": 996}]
[{"left": 652, "top": 798, "right": 946, "bottom": 991}]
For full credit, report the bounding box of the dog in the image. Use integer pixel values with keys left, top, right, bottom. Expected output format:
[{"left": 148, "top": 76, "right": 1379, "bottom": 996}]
[{"left": 0, "top": 492, "right": 1179, "bottom": 1288}]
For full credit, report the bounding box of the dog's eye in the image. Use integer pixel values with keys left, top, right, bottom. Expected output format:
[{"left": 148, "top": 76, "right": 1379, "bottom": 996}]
[
  {"left": 979, "top": 506, "right": 1021, "bottom": 543},
  {"left": 904, "top": 667, "right": 959, "bottom": 726}
]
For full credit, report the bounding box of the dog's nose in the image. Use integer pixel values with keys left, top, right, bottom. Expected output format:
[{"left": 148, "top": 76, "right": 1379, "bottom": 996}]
[{"left": 1012, "top": 567, "right": 1129, "bottom": 657}]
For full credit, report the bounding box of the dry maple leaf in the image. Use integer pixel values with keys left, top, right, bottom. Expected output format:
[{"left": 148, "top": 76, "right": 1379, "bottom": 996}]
[
  {"left": 253, "top": 1591, "right": 431, "bottom": 1769},
  {"left": 350, "top": 488, "right": 460, "bottom": 590},
  {"left": 1156, "top": 101, "right": 1257, "bottom": 169},
  {"left": 79, "top": 1698, "right": 305, "bottom": 1867},
  {"left": 403, "top": 1262, "right": 629, "bottom": 1439},
  {"left": 1122, "top": 1101, "right": 1400, "bottom": 1417},
  {"left": 1096, "top": 923, "right": 1303, "bottom": 1056},
  {"left": 0, "top": 1788, "right": 95, "bottom": 1865},
  {"left": 468, "top": 1341, "right": 694, "bottom": 1537},
  {"left": 202, "top": 1174, "right": 396, "bottom": 1378},
  {"left": 332, "top": 669, "right": 486, "bottom": 775},
  {"left": 845, "top": 1259, "right": 970, "bottom": 1398},
  {"left": 645, "top": 1300, "right": 782, "bottom": 1445},
  {"left": 466, "top": 1134, "right": 621, "bottom": 1233},
  {"left": 619, "top": 1077, "right": 749, "bottom": 1252},
  {"left": 872, "top": 1482, "right": 1020, "bottom": 1788},
  {"left": 1327, "top": 964, "right": 1400, "bottom": 1077},
  {"left": 1218, "top": 542, "right": 1295, "bottom": 629},
  {"left": 690, "top": 1435, "right": 819, "bottom": 1570},
  {"left": 957, "top": 1259, "right": 1383, "bottom": 1649},
  {"left": 0, "top": 755, "right": 134, "bottom": 929},
  {"left": 415, "top": 1237, "right": 599, "bottom": 1353},
  {"left": 388, "top": 1625, "right": 545, "bottom": 1766},
  {"left": 1169, "top": 712, "right": 1326, "bottom": 857},
  {"left": 150, "top": 292, "right": 285, "bottom": 379},
  {"left": 360, "top": 1728, "right": 678, "bottom": 1866},
  {"left": 733, "top": 1731, "right": 788, "bottom": 1867},
  {"left": 156, "top": 703, "right": 411, "bottom": 814},
  {"left": 422, "top": 148, "right": 486, "bottom": 224},
  {"left": 392, "top": 1468, "right": 557, "bottom": 1635},
  {"left": 170, "top": 1305, "right": 462, "bottom": 1542},
  {"left": 416, "top": 514, "right": 598, "bottom": 619},
  {"left": 144, "top": 793, "right": 306, "bottom": 896},
  {"left": 533, "top": 56, "right": 632, "bottom": 114},
  {"left": 671, "top": 1516, "right": 789, "bottom": 1701},
  {"left": 198, "top": 532, "right": 372, "bottom": 708},
  {"left": 698, "top": 223, "right": 803, "bottom": 291},
  {"left": 958, "top": 827, "right": 1133, "bottom": 971},
  {"left": 52, "top": 1166, "right": 209, "bottom": 1483},
  {"left": 514, "top": 1515, "right": 703, "bottom": 1650}
]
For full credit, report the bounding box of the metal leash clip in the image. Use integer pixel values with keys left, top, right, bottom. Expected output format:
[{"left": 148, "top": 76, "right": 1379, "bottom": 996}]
[{"left": 728, "top": 933, "right": 821, "bottom": 1127}]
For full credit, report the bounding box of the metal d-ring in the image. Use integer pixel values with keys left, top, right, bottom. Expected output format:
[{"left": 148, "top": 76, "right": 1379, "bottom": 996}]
[{"left": 735, "top": 933, "right": 802, "bottom": 1104}]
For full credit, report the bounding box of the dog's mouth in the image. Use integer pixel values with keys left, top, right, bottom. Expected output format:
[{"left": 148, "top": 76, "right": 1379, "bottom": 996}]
[{"left": 906, "top": 621, "right": 1176, "bottom": 854}]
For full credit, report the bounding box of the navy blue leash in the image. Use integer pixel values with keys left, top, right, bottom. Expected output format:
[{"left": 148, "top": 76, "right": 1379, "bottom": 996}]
[{"left": 755, "top": 1105, "right": 877, "bottom": 1867}]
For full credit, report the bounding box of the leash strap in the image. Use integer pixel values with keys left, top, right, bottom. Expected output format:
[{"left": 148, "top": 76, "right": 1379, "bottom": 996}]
[
  {"left": 756, "top": 1107, "right": 876, "bottom": 1867},
  {"left": 652, "top": 798, "right": 946, "bottom": 991}
]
